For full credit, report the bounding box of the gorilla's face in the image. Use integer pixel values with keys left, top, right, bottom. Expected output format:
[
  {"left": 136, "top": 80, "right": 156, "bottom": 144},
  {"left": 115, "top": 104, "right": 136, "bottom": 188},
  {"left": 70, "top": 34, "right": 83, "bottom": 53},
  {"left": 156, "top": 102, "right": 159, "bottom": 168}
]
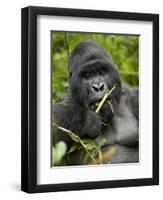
[
  {"left": 79, "top": 65, "right": 111, "bottom": 105},
  {"left": 68, "top": 41, "right": 121, "bottom": 121}
]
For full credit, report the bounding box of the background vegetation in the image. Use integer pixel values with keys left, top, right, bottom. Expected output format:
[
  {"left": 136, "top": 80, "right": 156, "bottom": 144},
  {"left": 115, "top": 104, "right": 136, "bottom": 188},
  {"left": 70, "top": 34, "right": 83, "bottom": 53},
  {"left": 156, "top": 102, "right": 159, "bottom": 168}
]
[
  {"left": 51, "top": 32, "right": 139, "bottom": 103},
  {"left": 51, "top": 32, "right": 139, "bottom": 166}
]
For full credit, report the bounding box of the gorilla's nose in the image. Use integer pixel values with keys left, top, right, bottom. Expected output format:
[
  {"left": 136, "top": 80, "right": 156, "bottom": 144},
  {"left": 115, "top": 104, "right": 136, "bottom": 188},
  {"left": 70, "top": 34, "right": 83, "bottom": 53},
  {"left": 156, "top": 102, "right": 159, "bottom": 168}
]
[{"left": 92, "top": 82, "right": 105, "bottom": 92}]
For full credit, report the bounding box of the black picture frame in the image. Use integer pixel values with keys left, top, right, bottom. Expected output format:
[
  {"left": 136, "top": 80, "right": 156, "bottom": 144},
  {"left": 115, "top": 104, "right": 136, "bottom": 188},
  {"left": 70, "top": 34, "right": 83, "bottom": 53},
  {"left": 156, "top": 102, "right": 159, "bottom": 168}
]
[{"left": 21, "top": 6, "right": 159, "bottom": 193}]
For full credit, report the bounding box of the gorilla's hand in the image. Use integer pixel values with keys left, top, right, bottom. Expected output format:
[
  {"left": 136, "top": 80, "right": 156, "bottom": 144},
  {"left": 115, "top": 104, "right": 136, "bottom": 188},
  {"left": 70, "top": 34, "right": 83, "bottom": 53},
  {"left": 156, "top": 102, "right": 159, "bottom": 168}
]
[
  {"left": 98, "top": 102, "right": 114, "bottom": 124},
  {"left": 83, "top": 110, "right": 102, "bottom": 139}
]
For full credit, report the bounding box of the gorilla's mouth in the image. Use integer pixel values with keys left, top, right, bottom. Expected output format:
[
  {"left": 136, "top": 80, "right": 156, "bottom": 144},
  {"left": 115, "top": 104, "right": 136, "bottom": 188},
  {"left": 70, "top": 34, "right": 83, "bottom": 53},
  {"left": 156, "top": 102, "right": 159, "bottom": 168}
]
[
  {"left": 88, "top": 95, "right": 102, "bottom": 109},
  {"left": 90, "top": 99, "right": 102, "bottom": 111},
  {"left": 89, "top": 85, "right": 116, "bottom": 114},
  {"left": 88, "top": 86, "right": 110, "bottom": 107},
  {"left": 88, "top": 89, "right": 109, "bottom": 107}
]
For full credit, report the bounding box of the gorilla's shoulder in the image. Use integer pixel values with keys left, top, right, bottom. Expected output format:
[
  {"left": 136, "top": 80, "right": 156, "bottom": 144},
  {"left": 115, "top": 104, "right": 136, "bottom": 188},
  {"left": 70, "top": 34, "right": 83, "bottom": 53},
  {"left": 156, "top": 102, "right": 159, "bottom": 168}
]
[
  {"left": 121, "top": 84, "right": 139, "bottom": 120},
  {"left": 121, "top": 84, "right": 138, "bottom": 96},
  {"left": 52, "top": 103, "right": 66, "bottom": 114},
  {"left": 52, "top": 93, "right": 72, "bottom": 112}
]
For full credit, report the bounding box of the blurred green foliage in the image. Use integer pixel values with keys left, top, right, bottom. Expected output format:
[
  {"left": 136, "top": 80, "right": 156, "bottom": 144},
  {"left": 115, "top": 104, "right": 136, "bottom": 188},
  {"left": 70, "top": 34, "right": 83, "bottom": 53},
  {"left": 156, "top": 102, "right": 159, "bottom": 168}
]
[{"left": 51, "top": 32, "right": 139, "bottom": 103}]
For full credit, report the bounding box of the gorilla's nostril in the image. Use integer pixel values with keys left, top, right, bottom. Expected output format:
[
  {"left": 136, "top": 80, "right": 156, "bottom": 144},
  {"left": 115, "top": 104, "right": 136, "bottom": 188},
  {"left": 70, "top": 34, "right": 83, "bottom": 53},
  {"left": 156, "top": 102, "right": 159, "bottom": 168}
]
[
  {"left": 92, "top": 85, "right": 99, "bottom": 92},
  {"left": 92, "top": 82, "right": 105, "bottom": 92},
  {"left": 99, "top": 84, "right": 104, "bottom": 91}
]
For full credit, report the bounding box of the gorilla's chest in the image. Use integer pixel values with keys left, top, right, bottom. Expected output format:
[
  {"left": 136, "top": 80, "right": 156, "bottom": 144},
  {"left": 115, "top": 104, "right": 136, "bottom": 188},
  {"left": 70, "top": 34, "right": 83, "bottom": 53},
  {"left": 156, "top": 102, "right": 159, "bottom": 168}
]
[
  {"left": 94, "top": 99, "right": 139, "bottom": 164},
  {"left": 96, "top": 99, "right": 138, "bottom": 147}
]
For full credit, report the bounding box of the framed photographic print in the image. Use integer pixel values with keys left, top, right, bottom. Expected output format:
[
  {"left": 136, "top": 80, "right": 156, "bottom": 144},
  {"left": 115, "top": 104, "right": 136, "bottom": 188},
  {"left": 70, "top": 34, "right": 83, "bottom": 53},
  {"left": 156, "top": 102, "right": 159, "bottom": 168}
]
[{"left": 21, "top": 6, "right": 159, "bottom": 193}]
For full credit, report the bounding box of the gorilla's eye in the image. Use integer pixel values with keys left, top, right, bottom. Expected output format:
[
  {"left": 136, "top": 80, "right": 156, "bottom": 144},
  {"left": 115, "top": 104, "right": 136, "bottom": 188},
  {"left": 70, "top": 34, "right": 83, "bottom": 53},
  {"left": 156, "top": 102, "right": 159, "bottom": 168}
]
[
  {"left": 99, "top": 68, "right": 107, "bottom": 75},
  {"left": 83, "top": 72, "right": 91, "bottom": 79}
]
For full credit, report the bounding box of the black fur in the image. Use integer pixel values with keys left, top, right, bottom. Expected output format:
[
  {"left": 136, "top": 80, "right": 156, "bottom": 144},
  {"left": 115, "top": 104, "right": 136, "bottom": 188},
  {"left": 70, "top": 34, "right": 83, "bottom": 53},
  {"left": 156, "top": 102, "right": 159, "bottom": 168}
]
[{"left": 53, "top": 40, "right": 139, "bottom": 164}]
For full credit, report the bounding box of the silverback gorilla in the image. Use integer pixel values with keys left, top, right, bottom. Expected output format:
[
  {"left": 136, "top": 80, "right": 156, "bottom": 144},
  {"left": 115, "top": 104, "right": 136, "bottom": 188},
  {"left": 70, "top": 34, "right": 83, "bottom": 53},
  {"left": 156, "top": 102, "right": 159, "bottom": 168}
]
[{"left": 53, "top": 40, "right": 139, "bottom": 165}]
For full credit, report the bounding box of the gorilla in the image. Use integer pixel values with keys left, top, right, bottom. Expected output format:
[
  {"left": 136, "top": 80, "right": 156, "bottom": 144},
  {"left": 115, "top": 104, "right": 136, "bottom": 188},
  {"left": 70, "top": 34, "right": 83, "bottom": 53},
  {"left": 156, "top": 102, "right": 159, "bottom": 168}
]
[{"left": 52, "top": 40, "right": 139, "bottom": 165}]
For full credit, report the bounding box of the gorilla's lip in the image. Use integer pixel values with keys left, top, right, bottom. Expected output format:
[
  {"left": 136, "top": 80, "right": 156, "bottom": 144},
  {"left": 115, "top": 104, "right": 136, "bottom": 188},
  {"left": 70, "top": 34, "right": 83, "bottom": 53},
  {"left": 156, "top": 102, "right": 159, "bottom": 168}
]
[
  {"left": 89, "top": 90, "right": 109, "bottom": 106},
  {"left": 89, "top": 98, "right": 103, "bottom": 107}
]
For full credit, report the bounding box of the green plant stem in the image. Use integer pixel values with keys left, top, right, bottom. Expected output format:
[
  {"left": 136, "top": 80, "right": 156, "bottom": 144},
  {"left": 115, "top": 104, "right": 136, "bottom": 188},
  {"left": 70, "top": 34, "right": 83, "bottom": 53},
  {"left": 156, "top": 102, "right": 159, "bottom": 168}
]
[
  {"left": 52, "top": 122, "right": 97, "bottom": 164},
  {"left": 95, "top": 85, "right": 116, "bottom": 113}
]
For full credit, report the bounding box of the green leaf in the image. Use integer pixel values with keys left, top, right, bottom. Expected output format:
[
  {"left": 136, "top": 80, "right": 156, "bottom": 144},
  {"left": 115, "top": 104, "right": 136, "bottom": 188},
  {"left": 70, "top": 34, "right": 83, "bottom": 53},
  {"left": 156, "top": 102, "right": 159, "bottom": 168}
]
[
  {"left": 97, "top": 138, "right": 107, "bottom": 148},
  {"left": 68, "top": 143, "right": 80, "bottom": 154},
  {"left": 52, "top": 141, "right": 67, "bottom": 165}
]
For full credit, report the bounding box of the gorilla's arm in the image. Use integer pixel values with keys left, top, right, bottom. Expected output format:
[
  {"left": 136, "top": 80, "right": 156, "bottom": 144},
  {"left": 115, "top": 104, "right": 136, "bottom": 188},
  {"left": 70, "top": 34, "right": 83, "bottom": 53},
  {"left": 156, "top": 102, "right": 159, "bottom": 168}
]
[
  {"left": 52, "top": 102, "right": 102, "bottom": 144},
  {"left": 114, "top": 86, "right": 139, "bottom": 146},
  {"left": 103, "top": 145, "right": 139, "bottom": 164},
  {"left": 128, "top": 88, "right": 139, "bottom": 120}
]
